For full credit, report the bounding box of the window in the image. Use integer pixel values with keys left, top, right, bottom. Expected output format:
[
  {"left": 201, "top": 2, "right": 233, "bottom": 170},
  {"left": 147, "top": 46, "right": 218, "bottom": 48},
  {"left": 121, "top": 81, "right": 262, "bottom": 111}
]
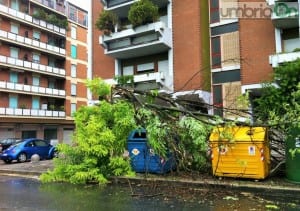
[
  {"left": 32, "top": 97, "right": 40, "bottom": 110},
  {"left": 123, "top": 66, "right": 134, "bottom": 75},
  {"left": 71, "top": 26, "right": 77, "bottom": 39},
  {"left": 9, "top": 95, "right": 18, "bottom": 108},
  {"left": 137, "top": 62, "right": 154, "bottom": 73},
  {"left": 10, "top": 47, "right": 19, "bottom": 59},
  {"left": 210, "top": 0, "right": 220, "bottom": 23},
  {"left": 71, "top": 103, "right": 76, "bottom": 114},
  {"left": 11, "top": 23, "right": 19, "bottom": 34},
  {"left": 71, "top": 45, "right": 77, "bottom": 59},
  {"left": 11, "top": 0, "right": 19, "bottom": 11},
  {"left": 71, "top": 64, "right": 77, "bottom": 77},
  {"left": 48, "top": 58, "right": 55, "bottom": 67},
  {"left": 32, "top": 53, "right": 40, "bottom": 63},
  {"left": 48, "top": 80, "right": 55, "bottom": 88},
  {"left": 69, "top": 5, "right": 77, "bottom": 22},
  {"left": 33, "top": 31, "right": 40, "bottom": 41},
  {"left": 10, "top": 72, "right": 18, "bottom": 83},
  {"left": 32, "top": 76, "right": 40, "bottom": 86},
  {"left": 211, "top": 36, "right": 221, "bottom": 68},
  {"left": 71, "top": 84, "right": 76, "bottom": 96}
]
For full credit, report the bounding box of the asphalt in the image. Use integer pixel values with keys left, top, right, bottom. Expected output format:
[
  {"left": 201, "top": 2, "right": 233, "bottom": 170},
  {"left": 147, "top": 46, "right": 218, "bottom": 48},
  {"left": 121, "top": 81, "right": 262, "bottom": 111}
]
[{"left": 0, "top": 159, "right": 300, "bottom": 194}]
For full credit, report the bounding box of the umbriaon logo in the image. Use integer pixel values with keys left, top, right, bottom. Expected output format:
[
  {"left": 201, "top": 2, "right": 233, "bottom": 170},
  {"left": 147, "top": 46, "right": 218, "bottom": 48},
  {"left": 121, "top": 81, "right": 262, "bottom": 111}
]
[
  {"left": 219, "top": 2, "right": 298, "bottom": 19},
  {"left": 274, "top": 2, "right": 298, "bottom": 18}
]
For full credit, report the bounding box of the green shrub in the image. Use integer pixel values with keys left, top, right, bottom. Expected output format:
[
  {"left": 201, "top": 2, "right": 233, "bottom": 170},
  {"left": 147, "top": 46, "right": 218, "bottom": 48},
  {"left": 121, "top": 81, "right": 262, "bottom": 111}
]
[
  {"left": 95, "top": 10, "right": 118, "bottom": 35},
  {"left": 128, "top": 0, "right": 159, "bottom": 27}
]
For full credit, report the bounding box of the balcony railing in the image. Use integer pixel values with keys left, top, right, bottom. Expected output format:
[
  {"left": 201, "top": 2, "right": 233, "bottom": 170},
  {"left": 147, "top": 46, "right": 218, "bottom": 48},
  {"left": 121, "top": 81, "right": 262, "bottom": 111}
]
[
  {"left": 100, "top": 21, "right": 172, "bottom": 59},
  {"left": 0, "top": 30, "right": 65, "bottom": 56},
  {"left": 105, "top": 72, "right": 165, "bottom": 85},
  {"left": 0, "top": 81, "right": 65, "bottom": 97},
  {"left": 31, "top": 0, "right": 66, "bottom": 15},
  {"left": 0, "top": 4, "right": 66, "bottom": 36},
  {"left": 269, "top": 51, "right": 300, "bottom": 67},
  {"left": 102, "top": 0, "right": 133, "bottom": 8},
  {"left": 0, "top": 55, "right": 66, "bottom": 77},
  {"left": 0, "top": 107, "right": 65, "bottom": 118}
]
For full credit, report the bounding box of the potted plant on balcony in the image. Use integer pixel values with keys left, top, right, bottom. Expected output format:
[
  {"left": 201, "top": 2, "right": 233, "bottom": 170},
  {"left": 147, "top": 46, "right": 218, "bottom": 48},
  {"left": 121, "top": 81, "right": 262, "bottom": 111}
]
[
  {"left": 128, "top": 0, "right": 159, "bottom": 28},
  {"left": 95, "top": 10, "right": 118, "bottom": 35}
]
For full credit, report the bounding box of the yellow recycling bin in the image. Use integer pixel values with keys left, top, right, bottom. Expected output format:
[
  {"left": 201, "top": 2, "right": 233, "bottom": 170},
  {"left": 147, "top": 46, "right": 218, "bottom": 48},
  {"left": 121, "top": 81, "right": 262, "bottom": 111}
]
[{"left": 209, "top": 126, "right": 270, "bottom": 179}]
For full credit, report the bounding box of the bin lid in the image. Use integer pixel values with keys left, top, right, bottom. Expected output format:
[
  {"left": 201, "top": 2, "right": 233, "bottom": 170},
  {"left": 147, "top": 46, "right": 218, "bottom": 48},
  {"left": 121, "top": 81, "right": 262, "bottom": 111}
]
[{"left": 209, "top": 126, "right": 267, "bottom": 142}]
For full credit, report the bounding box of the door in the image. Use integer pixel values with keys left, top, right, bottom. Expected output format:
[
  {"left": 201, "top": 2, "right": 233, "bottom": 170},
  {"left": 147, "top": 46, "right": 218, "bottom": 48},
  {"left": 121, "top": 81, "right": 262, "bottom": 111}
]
[
  {"left": 32, "top": 97, "right": 40, "bottom": 110},
  {"left": 11, "top": 0, "right": 19, "bottom": 11},
  {"left": 32, "top": 76, "right": 40, "bottom": 86},
  {"left": 22, "top": 131, "right": 36, "bottom": 139},
  {"left": 10, "top": 47, "right": 19, "bottom": 59},
  {"left": 10, "top": 72, "right": 18, "bottom": 83},
  {"left": 9, "top": 95, "right": 18, "bottom": 108},
  {"left": 34, "top": 139, "right": 51, "bottom": 159}
]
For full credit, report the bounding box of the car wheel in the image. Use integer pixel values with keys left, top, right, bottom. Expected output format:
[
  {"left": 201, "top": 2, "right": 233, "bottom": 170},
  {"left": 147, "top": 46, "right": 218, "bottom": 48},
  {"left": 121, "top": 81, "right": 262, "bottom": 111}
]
[
  {"left": 4, "top": 159, "right": 11, "bottom": 164},
  {"left": 17, "top": 153, "right": 27, "bottom": 163}
]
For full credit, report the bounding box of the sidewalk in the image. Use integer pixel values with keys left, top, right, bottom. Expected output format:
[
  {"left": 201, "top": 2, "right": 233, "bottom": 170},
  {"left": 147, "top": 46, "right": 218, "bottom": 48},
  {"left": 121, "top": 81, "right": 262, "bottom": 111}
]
[
  {"left": 0, "top": 159, "right": 53, "bottom": 178},
  {"left": 0, "top": 159, "right": 300, "bottom": 194}
]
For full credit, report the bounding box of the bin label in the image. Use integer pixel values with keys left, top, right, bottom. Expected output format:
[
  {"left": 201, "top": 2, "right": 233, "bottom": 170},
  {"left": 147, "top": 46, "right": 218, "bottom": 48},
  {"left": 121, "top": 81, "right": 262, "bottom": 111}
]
[
  {"left": 131, "top": 148, "right": 140, "bottom": 156},
  {"left": 248, "top": 146, "right": 255, "bottom": 156},
  {"left": 218, "top": 145, "right": 228, "bottom": 155},
  {"left": 295, "top": 137, "right": 300, "bottom": 148}
]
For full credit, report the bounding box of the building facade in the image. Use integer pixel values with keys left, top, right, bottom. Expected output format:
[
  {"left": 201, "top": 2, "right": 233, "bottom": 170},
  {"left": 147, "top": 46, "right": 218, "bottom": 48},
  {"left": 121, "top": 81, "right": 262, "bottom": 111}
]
[
  {"left": 0, "top": 0, "right": 88, "bottom": 144},
  {"left": 92, "top": 0, "right": 298, "bottom": 120},
  {"left": 91, "top": 0, "right": 211, "bottom": 109}
]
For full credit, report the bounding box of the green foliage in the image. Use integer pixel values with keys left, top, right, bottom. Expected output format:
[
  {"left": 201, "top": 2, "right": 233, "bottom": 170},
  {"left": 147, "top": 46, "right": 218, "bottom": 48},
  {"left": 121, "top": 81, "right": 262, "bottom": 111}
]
[
  {"left": 32, "top": 9, "right": 68, "bottom": 29},
  {"left": 177, "top": 117, "right": 212, "bottom": 171},
  {"left": 41, "top": 100, "right": 137, "bottom": 184},
  {"left": 114, "top": 75, "right": 134, "bottom": 85},
  {"left": 254, "top": 59, "right": 300, "bottom": 131},
  {"left": 128, "top": 0, "right": 159, "bottom": 27},
  {"left": 95, "top": 10, "right": 118, "bottom": 35},
  {"left": 137, "top": 108, "right": 212, "bottom": 171},
  {"left": 85, "top": 78, "right": 111, "bottom": 99}
]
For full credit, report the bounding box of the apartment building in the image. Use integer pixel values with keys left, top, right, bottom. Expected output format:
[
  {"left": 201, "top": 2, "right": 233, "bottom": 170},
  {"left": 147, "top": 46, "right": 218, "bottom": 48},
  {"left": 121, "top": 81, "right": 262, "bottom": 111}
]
[
  {"left": 91, "top": 0, "right": 211, "bottom": 110},
  {"left": 210, "top": 0, "right": 277, "bottom": 119},
  {"left": 0, "top": 0, "right": 88, "bottom": 143}
]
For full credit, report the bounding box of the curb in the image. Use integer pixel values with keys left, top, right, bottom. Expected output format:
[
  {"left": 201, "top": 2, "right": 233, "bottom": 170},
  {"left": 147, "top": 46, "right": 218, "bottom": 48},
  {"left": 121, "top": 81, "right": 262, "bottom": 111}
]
[{"left": 1, "top": 166, "right": 300, "bottom": 194}]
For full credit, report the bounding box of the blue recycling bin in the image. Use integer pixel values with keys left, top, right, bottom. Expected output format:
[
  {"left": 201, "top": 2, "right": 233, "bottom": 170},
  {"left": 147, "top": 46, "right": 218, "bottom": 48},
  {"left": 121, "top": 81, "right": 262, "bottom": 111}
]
[
  {"left": 127, "top": 129, "right": 176, "bottom": 174},
  {"left": 127, "top": 129, "right": 148, "bottom": 173}
]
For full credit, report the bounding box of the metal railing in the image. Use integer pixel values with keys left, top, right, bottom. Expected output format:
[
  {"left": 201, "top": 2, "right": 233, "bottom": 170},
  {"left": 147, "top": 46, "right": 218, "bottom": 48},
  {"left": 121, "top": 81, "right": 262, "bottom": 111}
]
[
  {"left": 0, "top": 81, "right": 66, "bottom": 97},
  {"left": 0, "top": 30, "right": 65, "bottom": 56},
  {"left": 0, "top": 107, "right": 66, "bottom": 118},
  {"left": 0, "top": 4, "right": 66, "bottom": 35},
  {"left": 0, "top": 55, "right": 66, "bottom": 77}
]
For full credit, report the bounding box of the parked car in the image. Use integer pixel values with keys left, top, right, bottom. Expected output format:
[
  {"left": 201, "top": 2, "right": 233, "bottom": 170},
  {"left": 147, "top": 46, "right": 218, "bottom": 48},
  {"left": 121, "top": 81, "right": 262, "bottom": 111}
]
[
  {"left": 0, "top": 138, "right": 22, "bottom": 153},
  {"left": 0, "top": 138, "right": 57, "bottom": 164}
]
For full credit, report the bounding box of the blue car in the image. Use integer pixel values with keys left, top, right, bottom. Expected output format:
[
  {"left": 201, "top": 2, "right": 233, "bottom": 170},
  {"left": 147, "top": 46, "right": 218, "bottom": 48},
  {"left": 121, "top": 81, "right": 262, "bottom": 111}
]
[{"left": 0, "top": 138, "right": 57, "bottom": 164}]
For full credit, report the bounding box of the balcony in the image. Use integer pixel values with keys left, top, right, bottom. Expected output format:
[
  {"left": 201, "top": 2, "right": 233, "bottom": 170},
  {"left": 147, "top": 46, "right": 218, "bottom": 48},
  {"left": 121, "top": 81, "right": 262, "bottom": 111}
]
[
  {"left": 0, "top": 30, "right": 65, "bottom": 56},
  {"left": 0, "top": 4, "right": 66, "bottom": 36},
  {"left": 0, "top": 81, "right": 66, "bottom": 98},
  {"left": 0, "top": 107, "right": 65, "bottom": 118},
  {"left": 269, "top": 51, "right": 300, "bottom": 67},
  {"left": 0, "top": 55, "right": 65, "bottom": 77},
  {"left": 31, "top": 0, "right": 66, "bottom": 15},
  {"left": 270, "top": 37, "right": 300, "bottom": 67},
  {"left": 269, "top": 1, "right": 299, "bottom": 28},
  {"left": 100, "top": 21, "right": 172, "bottom": 59},
  {"left": 105, "top": 72, "right": 165, "bottom": 85},
  {"left": 101, "top": 0, "right": 169, "bottom": 18}
]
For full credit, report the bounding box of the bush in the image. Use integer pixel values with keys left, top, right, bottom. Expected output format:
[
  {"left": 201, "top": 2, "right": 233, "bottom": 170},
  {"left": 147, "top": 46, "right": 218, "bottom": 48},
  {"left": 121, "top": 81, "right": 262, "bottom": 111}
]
[
  {"left": 128, "top": 0, "right": 159, "bottom": 27},
  {"left": 95, "top": 10, "right": 118, "bottom": 35}
]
